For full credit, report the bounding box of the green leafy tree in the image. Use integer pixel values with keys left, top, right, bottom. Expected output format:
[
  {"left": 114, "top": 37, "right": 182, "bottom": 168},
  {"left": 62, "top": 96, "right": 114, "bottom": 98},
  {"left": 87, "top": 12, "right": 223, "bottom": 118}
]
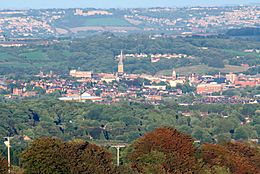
[
  {"left": 233, "top": 126, "right": 258, "bottom": 140},
  {"left": 21, "top": 137, "right": 116, "bottom": 174},
  {"left": 21, "top": 138, "right": 68, "bottom": 174},
  {"left": 192, "top": 127, "right": 213, "bottom": 143},
  {"left": 33, "top": 87, "right": 46, "bottom": 95}
]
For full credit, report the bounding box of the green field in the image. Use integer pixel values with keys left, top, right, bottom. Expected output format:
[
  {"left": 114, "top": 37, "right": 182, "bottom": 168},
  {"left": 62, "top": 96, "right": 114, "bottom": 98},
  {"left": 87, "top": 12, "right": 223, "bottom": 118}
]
[
  {"left": 0, "top": 52, "right": 17, "bottom": 62},
  {"left": 55, "top": 16, "right": 132, "bottom": 28},
  {"left": 20, "top": 51, "right": 49, "bottom": 61},
  {"left": 224, "top": 49, "right": 259, "bottom": 57},
  {"left": 157, "top": 64, "right": 250, "bottom": 76},
  {"left": 0, "top": 49, "right": 67, "bottom": 73},
  {"left": 82, "top": 17, "right": 131, "bottom": 26}
]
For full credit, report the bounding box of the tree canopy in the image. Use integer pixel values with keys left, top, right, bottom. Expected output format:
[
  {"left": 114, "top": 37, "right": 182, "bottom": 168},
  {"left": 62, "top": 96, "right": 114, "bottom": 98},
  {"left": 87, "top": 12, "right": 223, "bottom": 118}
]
[
  {"left": 21, "top": 137, "right": 116, "bottom": 174},
  {"left": 128, "top": 127, "right": 200, "bottom": 173},
  {"left": 200, "top": 142, "right": 260, "bottom": 174}
]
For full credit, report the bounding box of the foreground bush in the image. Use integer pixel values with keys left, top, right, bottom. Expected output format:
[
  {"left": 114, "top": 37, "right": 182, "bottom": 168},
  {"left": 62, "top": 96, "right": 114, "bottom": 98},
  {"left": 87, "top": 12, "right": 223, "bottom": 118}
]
[{"left": 21, "top": 138, "right": 116, "bottom": 174}]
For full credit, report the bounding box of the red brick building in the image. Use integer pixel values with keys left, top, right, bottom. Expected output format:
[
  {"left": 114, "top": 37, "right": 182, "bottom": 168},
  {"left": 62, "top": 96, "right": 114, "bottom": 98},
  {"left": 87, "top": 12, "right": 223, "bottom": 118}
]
[{"left": 196, "top": 84, "right": 223, "bottom": 94}]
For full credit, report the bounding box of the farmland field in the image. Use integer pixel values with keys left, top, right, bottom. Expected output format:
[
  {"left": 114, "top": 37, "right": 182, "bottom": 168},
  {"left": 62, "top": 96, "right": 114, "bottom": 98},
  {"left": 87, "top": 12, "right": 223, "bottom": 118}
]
[{"left": 157, "top": 64, "right": 250, "bottom": 76}]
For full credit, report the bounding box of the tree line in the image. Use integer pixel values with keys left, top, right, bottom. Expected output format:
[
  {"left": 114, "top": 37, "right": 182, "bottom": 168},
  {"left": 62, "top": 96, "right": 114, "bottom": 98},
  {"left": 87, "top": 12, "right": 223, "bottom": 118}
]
[
  {"left": 0, "top": 98, "right": 259, "bottom": 168},
  {"left": 1, "top": 127, "right": 260, "bottom": 174}
]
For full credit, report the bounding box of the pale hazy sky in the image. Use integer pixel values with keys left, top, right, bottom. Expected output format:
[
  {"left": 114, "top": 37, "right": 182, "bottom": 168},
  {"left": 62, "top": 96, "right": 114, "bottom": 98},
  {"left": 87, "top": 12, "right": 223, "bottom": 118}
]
[{"left": 0, "top": 0, "right": 259, "bottom": 9}]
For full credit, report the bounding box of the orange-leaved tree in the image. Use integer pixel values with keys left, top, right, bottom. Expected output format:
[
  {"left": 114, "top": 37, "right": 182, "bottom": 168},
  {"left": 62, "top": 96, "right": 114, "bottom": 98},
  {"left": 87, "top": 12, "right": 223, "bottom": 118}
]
[
  {"left": 128, "top": 127, "right": 201, "bottom": 174},
  {"left": 200, "top": 142, "right": 259, "bottom": 174},
  {"left": 225, "top": 142, "right": 260, "bottom": 171}
]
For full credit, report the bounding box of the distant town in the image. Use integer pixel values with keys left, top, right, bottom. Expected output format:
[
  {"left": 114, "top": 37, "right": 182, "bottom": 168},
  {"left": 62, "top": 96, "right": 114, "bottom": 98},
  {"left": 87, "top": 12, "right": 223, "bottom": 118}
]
[
  {"left": 0, "top": 51, "right": 259, "bottom": 105},
  {"left": 0, "top": 6, "right": 259, "bottom": 38},
  {"left": 0, "top": 6, "right": 259, "bottom": 105}
]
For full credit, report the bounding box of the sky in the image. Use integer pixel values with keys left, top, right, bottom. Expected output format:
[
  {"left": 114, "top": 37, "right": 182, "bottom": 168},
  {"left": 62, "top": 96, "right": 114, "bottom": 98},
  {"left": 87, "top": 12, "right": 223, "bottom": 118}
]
[{"left": 0, "top": 0, "right": 259, "bottom": 9}]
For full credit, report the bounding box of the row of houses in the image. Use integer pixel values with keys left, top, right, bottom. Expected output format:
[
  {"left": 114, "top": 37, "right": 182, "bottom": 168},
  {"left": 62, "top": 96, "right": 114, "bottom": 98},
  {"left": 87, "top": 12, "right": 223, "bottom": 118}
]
[{"left": 196, "top": 73, "right": 260, "bottom": 95}]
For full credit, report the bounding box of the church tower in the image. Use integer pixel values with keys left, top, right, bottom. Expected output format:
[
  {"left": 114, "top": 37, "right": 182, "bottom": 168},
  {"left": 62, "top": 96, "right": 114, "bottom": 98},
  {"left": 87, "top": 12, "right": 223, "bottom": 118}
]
[
  {"left": 172, "top": 70, "right": 177, "bottom": 80},
  {"left": 118, "top": 50, "right": 124, "bottom": 74}
]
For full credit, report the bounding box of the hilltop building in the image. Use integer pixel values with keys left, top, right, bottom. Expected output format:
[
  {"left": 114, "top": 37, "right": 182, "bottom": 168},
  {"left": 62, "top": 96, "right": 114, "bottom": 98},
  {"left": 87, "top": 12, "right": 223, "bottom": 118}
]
[
  {"left": 70, "top": 70, "right": 92, "bottom": 78},
  {"left": 74, "top": 9, "right": 112, "bottom": 16},
  {"left": 118, "top": 50, "right": 124, "bottom": 75}
]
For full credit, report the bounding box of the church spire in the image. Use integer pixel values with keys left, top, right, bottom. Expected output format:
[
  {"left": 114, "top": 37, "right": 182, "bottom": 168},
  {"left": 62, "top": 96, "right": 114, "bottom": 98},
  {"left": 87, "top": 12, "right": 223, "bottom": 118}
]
[
  {"left": 172, "top": 69, "right": 177, "bottom": 80},
  {"left": 119, "top": 50, "right": 123, "bottom": 65},
  {"left": 118, "top": 50, "right": 124, "bottom": 74}
]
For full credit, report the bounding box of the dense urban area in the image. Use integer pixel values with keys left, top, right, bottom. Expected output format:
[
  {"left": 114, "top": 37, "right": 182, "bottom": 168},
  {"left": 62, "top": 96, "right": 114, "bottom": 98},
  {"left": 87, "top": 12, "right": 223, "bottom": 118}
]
[{"left": 0, "top": 5, "right": 259, "bottom": 174}]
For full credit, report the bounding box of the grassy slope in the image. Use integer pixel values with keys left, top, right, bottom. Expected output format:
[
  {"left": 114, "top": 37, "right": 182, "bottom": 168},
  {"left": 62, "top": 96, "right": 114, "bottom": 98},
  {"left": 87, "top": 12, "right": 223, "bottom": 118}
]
[
  {"left": 157, "top": 64, "right": 249, "bottom": 76},
  {"left": 55, "top": 16, "right": 132, "bottom": 28},
  {"left": 0, "top": 50, "right": 60, "bottom": 70},
  {"left": 20, "top": 51, "right": 49, "bottom": 61},
  {"left": 82, "top": 17, "right": 131, "bottom": 26}
]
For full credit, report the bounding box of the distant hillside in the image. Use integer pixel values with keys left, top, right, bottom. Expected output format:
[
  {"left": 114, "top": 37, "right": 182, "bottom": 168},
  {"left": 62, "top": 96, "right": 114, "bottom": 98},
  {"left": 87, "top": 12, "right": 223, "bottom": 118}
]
[
  {"left": 2, "top": 7, "right": 260, "bottom": 38},
  {"left": 0, "top": 34, "right": 259, "bottom": 76},
  {"left": 226, "top": 27, "right": 260, "bottom": 36}
]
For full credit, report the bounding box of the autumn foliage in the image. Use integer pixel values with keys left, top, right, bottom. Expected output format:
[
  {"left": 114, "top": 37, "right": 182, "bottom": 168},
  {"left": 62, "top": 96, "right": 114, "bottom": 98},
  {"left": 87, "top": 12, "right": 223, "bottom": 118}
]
[
  {"left": 128, "top": 127, "right": 200, "bottom": 173},
  {"left": 21, "top": 137, "right": 116, "bottom": 174},
  {"left": 19, "top": 128, "right": 260, "bottom": 174},
  {"left": 0, "top": 154, "right": 8, "bottom": 174},
  {"left": 225, "top": 142, "right": 260, "bottom": 169},
  {"left": 200, "top": 142, "right": 260, "bottom": 174}
]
